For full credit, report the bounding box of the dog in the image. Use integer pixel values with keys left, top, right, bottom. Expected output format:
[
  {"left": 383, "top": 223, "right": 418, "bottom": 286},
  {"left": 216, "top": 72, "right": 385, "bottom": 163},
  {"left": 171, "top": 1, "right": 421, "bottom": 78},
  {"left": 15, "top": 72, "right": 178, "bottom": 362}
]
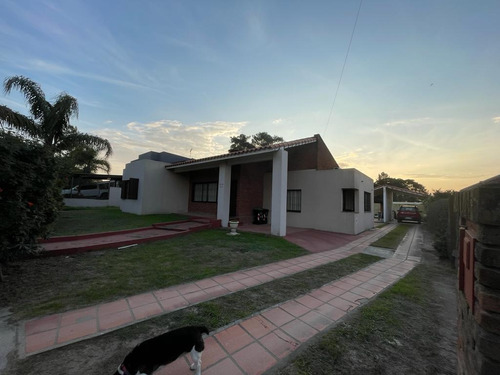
[{"left": 113, "top": 325, "right": 209, "bottom": 375}]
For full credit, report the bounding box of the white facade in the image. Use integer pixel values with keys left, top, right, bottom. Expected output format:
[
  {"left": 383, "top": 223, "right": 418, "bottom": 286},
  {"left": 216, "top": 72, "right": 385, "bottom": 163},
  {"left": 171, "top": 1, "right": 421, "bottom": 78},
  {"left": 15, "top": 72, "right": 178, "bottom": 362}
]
[
  {"left": 120, "top": 158, "right": 189, "bottom": 215},
  {"left": 263, "top": 168, "right": 373, "bottom": 235}
]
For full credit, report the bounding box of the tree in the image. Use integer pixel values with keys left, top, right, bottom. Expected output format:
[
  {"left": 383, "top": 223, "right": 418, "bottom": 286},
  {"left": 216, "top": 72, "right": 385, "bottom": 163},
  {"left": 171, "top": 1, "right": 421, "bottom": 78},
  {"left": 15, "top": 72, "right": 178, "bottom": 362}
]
[
  {"left": 229, "top": 132, "right": 284, "bottom": 152},
  {"left": 0, "top": 76, "right": 112, "bottom": 159},
  {"left": 375, "top": 171, "right": 428, "bottom": 201}
]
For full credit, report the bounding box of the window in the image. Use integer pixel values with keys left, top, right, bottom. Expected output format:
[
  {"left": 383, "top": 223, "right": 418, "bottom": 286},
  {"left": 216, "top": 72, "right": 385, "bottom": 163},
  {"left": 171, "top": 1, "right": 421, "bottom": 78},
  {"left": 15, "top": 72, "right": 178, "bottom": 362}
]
[
  {"left": 192, "top": 182, "right": 217, "bottom": 203},
  {"left": 342, "top": 189, "right": 356, "bottom": 212},
  {"left": 121, "top": 178, "right": 139, "bottom": 200},
  {"left": 287, "top": 190, "right": 301, "bottom": 212},
  {"left": 364, "top": 192, "right": 371, "bottom": 212}
]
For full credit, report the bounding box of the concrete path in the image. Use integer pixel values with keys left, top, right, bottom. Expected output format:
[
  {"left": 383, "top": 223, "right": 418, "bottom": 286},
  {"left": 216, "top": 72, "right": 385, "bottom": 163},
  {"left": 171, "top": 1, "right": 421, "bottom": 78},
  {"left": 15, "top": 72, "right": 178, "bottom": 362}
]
[{"left": 18, "top": 223, "right": 424, "bottom": 375}]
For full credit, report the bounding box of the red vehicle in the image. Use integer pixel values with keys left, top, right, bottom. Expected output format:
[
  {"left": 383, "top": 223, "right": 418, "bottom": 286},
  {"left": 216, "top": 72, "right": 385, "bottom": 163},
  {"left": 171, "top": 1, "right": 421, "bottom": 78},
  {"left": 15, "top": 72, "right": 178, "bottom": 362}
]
[{"left": 396, "top": 205, "right": 421, "bottom": 224}]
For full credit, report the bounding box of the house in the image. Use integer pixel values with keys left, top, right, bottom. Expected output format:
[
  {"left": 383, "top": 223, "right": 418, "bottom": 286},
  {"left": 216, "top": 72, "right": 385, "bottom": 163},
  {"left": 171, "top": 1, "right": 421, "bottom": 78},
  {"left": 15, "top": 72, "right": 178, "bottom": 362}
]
[{"left": 119, "top": 134, "right": 374, "bottom": 236}]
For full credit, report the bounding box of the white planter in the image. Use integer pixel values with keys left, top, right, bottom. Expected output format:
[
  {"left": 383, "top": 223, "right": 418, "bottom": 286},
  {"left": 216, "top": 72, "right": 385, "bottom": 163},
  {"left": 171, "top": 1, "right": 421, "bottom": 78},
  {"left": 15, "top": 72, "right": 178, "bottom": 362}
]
[{"left": 228, "top": 220, "right": 239, "bottom": 235}]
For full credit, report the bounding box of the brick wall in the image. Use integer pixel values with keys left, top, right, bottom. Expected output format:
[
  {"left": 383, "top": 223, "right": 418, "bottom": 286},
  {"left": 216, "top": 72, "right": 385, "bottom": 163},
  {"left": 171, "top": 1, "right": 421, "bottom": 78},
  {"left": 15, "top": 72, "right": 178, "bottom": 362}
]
[{"left": 455, "top": 176, "right": 500, "bottom": 374}]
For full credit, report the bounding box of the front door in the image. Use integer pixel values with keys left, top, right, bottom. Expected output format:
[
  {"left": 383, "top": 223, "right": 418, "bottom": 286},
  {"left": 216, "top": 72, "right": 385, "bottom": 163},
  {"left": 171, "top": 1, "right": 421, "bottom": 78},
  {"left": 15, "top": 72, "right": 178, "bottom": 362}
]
[{"left": 229, "top": 180, "right": 238, "bottom": 217}]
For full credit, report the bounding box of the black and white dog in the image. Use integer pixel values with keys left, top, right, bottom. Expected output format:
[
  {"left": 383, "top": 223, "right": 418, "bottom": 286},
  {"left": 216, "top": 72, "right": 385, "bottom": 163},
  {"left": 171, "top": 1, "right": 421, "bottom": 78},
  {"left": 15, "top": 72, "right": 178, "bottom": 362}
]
[{"left": 113, "top": 326, "right": 209, "bottom": 375}]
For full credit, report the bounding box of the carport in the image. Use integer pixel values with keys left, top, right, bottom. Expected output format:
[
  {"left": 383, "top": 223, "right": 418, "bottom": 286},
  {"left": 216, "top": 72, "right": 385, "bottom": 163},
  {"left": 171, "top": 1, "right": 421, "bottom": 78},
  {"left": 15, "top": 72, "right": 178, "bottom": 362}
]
[{"left": 374, "top": 185, "right": 426, "bottom": 223}]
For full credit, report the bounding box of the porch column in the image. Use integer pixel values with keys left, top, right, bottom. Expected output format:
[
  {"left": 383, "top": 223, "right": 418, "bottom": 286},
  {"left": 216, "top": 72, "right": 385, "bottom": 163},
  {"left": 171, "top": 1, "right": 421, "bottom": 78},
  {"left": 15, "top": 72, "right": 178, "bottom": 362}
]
[
  {"left": 382, "top": 186, "right": 387, "bottom": 223},
  {"left": 217, "top": 162, "right": 231, "bottom": 227},
  {"left": 271, "top": 147, "right": 288, "bottom": 236}
]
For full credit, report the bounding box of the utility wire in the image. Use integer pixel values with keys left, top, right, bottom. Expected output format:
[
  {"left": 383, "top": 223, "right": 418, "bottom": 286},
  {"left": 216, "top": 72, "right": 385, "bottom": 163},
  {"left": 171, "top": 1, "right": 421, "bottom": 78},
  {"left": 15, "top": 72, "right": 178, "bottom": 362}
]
[{"left": 323, "top": 0, "right": 363, "bottom": 136}]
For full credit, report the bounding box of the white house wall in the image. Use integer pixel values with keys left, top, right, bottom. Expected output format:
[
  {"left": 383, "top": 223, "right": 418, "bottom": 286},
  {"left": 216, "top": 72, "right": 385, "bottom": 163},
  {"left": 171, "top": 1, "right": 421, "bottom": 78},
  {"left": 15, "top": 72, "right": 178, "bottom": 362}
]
[
  {"left": 121, "top": 159, "right": 189, "bottom": 215},
  {"left": 264, "top": 168, "right": 373, "bottom": 235}
]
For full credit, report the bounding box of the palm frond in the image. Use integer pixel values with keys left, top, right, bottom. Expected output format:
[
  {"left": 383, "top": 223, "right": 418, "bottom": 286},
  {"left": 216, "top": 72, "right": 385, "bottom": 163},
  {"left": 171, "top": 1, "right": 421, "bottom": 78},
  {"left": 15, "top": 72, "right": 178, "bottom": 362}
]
[
  {"left": 0, "top": 104, "right": 39, "bottom": 138},
  {"left": 58, "top": 132, "right": 113, "bottom": 157},
  {"left": 43, "top": 93, "right": 79, "bottom": 146},
  {"left": 3, "top": 76, "right": 50, "bottom": 121}
]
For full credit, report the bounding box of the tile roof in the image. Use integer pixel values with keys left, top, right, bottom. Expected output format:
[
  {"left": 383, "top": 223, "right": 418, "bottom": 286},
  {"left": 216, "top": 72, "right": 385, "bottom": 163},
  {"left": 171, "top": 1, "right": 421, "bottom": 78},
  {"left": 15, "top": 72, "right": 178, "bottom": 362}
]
[{"left": 165, "top": 135, "right": 318, "bottom": 169}]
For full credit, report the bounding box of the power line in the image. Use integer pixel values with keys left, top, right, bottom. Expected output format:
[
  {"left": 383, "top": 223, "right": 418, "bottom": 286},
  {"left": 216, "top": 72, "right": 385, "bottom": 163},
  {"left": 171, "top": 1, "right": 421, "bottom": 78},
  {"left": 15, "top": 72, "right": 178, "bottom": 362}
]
[{"left": 323, "top": 0, "right": 363, "bottom": 136}]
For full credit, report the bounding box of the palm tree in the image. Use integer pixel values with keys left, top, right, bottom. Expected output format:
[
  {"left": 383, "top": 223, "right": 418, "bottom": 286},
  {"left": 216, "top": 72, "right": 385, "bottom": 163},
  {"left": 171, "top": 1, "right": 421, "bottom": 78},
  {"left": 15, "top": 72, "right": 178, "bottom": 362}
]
[{"left": 0, "top": 75, "right": 112, "bottom": 158}]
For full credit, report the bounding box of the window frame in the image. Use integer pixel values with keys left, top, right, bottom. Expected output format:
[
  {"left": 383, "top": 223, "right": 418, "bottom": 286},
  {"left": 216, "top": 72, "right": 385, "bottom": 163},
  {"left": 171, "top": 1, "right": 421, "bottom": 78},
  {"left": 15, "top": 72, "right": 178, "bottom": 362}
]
[
  {"left": 364, "top": 191, "right": 372, "bottom": 212},
  {"left": 192, "top": 182, "right": 218, "bottom": 203},
  {"left": 342, "top": 188, "right": 356, "bottom": 212},
  {"left": 287, "top": 189, "right": 302, "bottom": 213}
]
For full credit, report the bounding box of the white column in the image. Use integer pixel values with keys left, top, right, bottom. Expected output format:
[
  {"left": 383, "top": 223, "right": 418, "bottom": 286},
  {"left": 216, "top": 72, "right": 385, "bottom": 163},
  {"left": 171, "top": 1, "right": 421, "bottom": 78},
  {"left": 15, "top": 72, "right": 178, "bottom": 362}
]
[
  {"left": 383, "top": 186, "right": 387, "bottom": 223},
  {"left": 217, "top": 163, "right": 231, "bottom": 227},
  {"left": 271, "top": 148, "right": 288, "bottom": 236}
]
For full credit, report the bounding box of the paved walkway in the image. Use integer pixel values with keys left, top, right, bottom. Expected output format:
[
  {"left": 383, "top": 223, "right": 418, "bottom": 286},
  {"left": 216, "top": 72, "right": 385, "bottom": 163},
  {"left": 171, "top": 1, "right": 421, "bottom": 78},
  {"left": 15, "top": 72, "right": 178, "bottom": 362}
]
[{"left": 20, "top": 223, "right": 423, "bottom": 375}]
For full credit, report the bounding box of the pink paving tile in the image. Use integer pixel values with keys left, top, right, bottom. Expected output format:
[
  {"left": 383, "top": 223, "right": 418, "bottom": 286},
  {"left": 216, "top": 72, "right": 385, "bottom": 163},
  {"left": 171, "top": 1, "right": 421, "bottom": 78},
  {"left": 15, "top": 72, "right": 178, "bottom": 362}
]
[
  {"left": 98, "top": 299, "right": 129, "bottom": 316},
  {"left": 98, "top": 309, "right": 134, "bottom": 330},
  {"left": 176, "top": 283, "right": 201, "bottom": 295},
  {"left": 259, "top": 330, "right": 298, "bottom": 359},
  {"left": 331, "top": 280, "right": 353, "bottom": 291},
  {"left": 203, "top": 285, "right": 229, "bottom": 299},
  {"left": 25, "top": 329, "right": 57, "bottom": 354},
  {"left": 57, "top": 319, "right": 97, "bottom": 343},
  {"left": 315, "top": 303, "right": 346, "bottom": 321},
  {"left": 300, "top": 310, "right": 333, "bottom": 331},
  {"left": 341, "top": 277, "right": 363, "bottom": 287},
  {"left": 244, "top": 269, "right": 263, "bottom": 277},
  {"left": 280, "top": 300, "right": 310, "bottom": 317},
  {"left": 132, "top": 302, "right": 163, "bottom": 320},
  {"left": 309, "top": 289, "right": 336, "bottom": 303},
  {"left": 195, "top": 278, "right": 219, "bottom": 289},
  {"left": 262, "top": 308, "right": 295, "bottom": 327},
  {"left": 60, "top": 307, "right": 96, "bottom": 327},
  {"left": 340, "top": 291, "right": 366, "bottom": 304},
  {"left": 25, "top": 314, "right": 60, "bottom": 336},
  {"left": 159, "top": 296, "right": 188, "bottom": 312},
  {"left": 295, "top": 295, "right": 323, "bottom": 309},
  {"left": 361, "top": 283, "right": 385, "bottom": 294},
  {"left": 203, "top": 358, "right": 244, "bottom": 375},
  {"left": 328, "top": 297, "right": 359, "bottom": 312},
  {"left": 351, "top": 273, "right": 373, "bottom": 282},
  {"left": 239, "top": 277, "right": 261, "bottom": 287},
  {"left": 212, "top": 275, "right": 235, "bottom": 285},
  {"left": 183, "top": 290, "right": 208, "bottom": 304},
  {"left": 200, "top": 336, "right": 227, "bottom": 369},
  {"left": 230, "top": 271, "right": 252, "bottom": 281},
  {"left": 281, "top": 319, "right": 318, "bottom": 342},
  {"left": 154, "top": 288, "right": 179, "bottom": 301},
  {"left": 233, "top": 342, "right": 277, "bottom": 375},
  {"left": 267, "top": 270, "right": 286, "bottom": 279},
  {"left": 253, "top": 273, "right": 275, "bottom": 283},
  {"left": 350, "top": 286, "right": 376, "bottom": 299},
  {"left": 240, "top": 316, "right": 276, "bottom": 339},
  {"left": 155, "top": 356, "right": 191, "bottom": 374},
  {"left": 215, "top": 324, "right": 254, "bottom": 354},
  {"left": 223, "top": 281, "right": 246, "bottom": 292},
  {"left": 127, "top": 293, "right": 157, "bottom": 308},
  {"left": 320, "top": 284, "right": 345, "bottom": 296}
]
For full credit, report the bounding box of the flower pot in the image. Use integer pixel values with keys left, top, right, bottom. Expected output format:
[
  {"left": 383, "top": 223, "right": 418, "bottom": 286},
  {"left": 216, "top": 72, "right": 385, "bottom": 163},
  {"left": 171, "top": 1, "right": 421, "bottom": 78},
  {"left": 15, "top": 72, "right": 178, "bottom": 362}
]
[{"left": 228, "top": 220, "right": 239, "bottom": 235}]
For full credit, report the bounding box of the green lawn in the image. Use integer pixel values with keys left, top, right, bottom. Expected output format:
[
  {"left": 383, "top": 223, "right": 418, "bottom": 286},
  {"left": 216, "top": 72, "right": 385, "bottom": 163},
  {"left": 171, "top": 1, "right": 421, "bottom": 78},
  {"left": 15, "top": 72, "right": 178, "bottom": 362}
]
[
  {"left": 370, "top": 223, "right": 411, "bottom": 249},
  {"left": 3, "top": 229, "right": 308, "bottom": 319},
  {"left": 50, "top": 206, "right": 188, "bottom": 236}
]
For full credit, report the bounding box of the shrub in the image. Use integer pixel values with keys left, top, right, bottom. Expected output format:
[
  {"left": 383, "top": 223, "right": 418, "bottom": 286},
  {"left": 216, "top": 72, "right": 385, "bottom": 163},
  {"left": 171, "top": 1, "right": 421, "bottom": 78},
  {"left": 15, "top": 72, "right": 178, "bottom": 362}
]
[
  {"left": 426, "top": 198, "right": 450, "bottom": 258},
  {"left": 0, "top": 132, "right": 62, "bottom": 266}
]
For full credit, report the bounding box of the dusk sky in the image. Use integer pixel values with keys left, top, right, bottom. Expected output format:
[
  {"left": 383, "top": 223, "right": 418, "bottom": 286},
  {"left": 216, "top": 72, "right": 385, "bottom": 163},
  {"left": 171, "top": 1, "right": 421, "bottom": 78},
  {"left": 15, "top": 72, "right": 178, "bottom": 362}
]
[{"left": 1, "top": 0, "right": 499, "bottom": 192}]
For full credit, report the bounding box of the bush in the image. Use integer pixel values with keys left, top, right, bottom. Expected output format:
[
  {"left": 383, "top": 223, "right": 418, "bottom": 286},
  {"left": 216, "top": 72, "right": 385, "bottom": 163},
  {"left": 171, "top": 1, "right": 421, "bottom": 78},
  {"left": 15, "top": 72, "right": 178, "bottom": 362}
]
[
  {"left": 0, "top": 132, "right": 62, "bottom": 264},
  {"left": 426, "top": 198, "right": 450, "bottom": 258}
]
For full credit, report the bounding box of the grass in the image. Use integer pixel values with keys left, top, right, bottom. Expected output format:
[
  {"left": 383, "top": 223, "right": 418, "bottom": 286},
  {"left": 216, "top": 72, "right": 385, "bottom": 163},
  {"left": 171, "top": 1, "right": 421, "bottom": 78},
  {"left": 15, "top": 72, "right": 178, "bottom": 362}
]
[
  {"left": 2, "top": 229, "right": 308, "bottom": 320},
  {"left": 370, "top": 223, "right": 411, "bottom": 249},
  {"left": 49, "top": 206, "right": 188, "bottom": 236}
]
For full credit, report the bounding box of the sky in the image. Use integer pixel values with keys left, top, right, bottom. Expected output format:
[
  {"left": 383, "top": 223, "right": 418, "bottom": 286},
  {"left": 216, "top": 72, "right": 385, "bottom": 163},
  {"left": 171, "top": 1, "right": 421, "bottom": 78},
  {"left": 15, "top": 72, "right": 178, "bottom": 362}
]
[{"left": 1, "top": 0, "right": 499, "bottom": 192}]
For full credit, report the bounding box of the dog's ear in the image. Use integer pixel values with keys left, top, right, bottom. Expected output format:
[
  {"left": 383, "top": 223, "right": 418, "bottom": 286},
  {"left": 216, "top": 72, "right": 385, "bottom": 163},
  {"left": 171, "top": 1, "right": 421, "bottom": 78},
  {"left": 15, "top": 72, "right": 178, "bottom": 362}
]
[{"left": 201, "top": 326, "right": 209, "bottom": 335}]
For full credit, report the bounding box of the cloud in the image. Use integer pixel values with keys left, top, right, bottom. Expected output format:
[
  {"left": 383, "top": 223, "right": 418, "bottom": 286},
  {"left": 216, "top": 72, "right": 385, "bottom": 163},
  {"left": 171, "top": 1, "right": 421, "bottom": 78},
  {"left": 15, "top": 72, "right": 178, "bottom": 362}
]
[
  {"left": 272, "top": 118, "right": 283, "bottom": 124},
  {"left": 384, "top": 117, "right": 431, "bottom": 127},
  {"left": 493, "top": 116, "right": 500, "bottom": 124},
  {"left": 95, "top": 119, "right": 247, "bottom": 174}
]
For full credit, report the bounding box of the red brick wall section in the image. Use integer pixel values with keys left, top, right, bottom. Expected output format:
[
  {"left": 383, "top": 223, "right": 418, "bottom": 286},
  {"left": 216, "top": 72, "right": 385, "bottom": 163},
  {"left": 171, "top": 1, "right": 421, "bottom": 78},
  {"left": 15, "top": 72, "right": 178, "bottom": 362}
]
[
  {"left": 456, "top": 181, "right": 500, "bottom": 375},
  {"left": 233, "top": 162, "right": 269, "bottom": 223},
  {"left": 187, "top": 168, "right": 218, "bottom": 217}
]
